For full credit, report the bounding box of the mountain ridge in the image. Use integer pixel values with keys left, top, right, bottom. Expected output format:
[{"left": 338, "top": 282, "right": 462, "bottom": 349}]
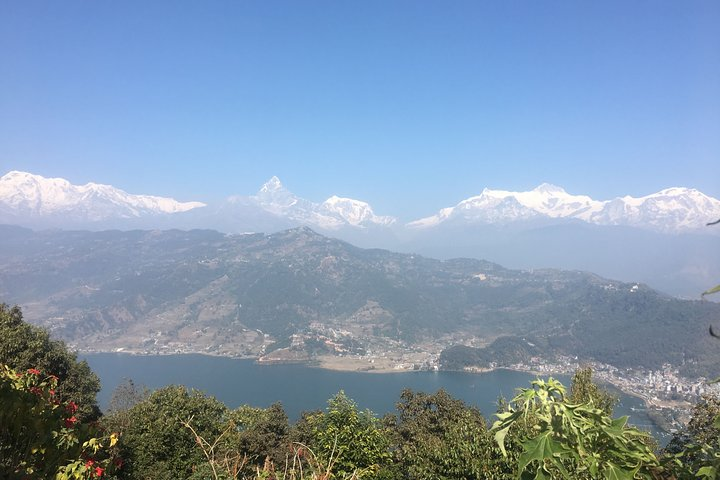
[{"left": 1, "top": 225, "right": 718, "bottom": 378}]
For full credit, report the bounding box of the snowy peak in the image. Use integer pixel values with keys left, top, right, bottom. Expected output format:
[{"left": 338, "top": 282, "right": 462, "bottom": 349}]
[
  {"left": 0, "top": 171, "right": 74, "bottom": 212},
  {"left": 321, "top": 195, "right": 396, "bottom": 227},
  {"left": 476, "top": 184, "right": 601, "bottom": 218},
  {"left": 254, "top": 176, "right": 300, "bottom": 212},
  {"left": 244, "top": 177, "right": 395, "bottom": 229},
  {"left": 259, "top": 176, "right": 284, "bottom": 194},
  {"left": 408, "top": 184, "right": 720, "bottom": 232},
  {"left": 0, "top": 171, "right": 206, "bottom": 222},
  {"left": 409, "top": 183, "right": 602, "bottom": 228}
]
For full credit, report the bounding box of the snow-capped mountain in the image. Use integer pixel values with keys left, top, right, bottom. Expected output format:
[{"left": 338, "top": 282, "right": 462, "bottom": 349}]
[
  {"left": 0, "top": 171, "right": 395, "bottom": 231},
  {"left": 2, "top": 170, "right": 718, "bottom": 234},
  {"left": 0, "top": 171, "right": 206, "bottom": 224},
  {"left": 408, "top": 183, "right": 601, "bottom": 228},
  {"left": 408, "top": 183, "right": 720, "bottom": 232},
  {"left": 588, "top": 188, "right": 720, "bottom": 231},
  {"left": 248, "top": 176, "right": 396, "bottom": 229}
]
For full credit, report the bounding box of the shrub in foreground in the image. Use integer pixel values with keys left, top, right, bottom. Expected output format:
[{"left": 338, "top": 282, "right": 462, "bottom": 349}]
[{"left": 0, "top": 364, "right": 119, "bottom": 479}]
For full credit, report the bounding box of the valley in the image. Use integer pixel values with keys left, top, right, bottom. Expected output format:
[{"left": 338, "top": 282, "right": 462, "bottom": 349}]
[{"left": 2, "top": 225, "right": 718, "bottom": 406}]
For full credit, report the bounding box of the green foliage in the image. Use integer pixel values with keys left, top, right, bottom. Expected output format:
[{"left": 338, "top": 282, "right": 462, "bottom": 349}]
[
  {"left": 0, "top": 364, "right": 119, "bottom": 479},
  {"left": 391, "top": 388, "right": 507, "bottom": 479},
  {"left": 226, "top": 402, "right": 290, "bottom": 474},
  {"left": 492, "top": 378, "right": 662, "bottom": 480},
  {"left": 305, "top": 391, "right": 392, "bottom": 479},
  {"left": 113, "top": 385, "right": 227, "bottom": 480},
  {"left": 69, "top": 370, "right": 720, "bottom": 480},
  {"left": 664, "top": 394, "right": 720, "bottom": 479},
  {"left": 3, "top": 296, "right": 714, "bottom": 479},
  {"left": 0, "top": 303, "right": 101, "bottom": 421},
  {"left": 440, "top": 337, "right": 545, "bottom": 371},
  {"left": 107, "top": 385, "right": 290, "bottom": 480}
]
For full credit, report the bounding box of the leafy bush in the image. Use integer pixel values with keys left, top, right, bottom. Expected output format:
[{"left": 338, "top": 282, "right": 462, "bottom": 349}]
[
  {"left": 492, "top": 378, "right": 662, "bottom": 479},
  {"left": 0, "top": 303, "right": 101, "bottom": 421},
  {"left": 0, "top": 364, "right": 119, "bottom": 479}
]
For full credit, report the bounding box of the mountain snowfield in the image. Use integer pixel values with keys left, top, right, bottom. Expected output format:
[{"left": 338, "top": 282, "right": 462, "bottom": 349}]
[
  {"left": 1, "top": 170, "right": 719, "bottom": 233},
  {"left": 0, "top": 170, "right": 206, "bottom": 220},
  {"left": 409, "top": 183, "right": 720, "bottom": 232}
]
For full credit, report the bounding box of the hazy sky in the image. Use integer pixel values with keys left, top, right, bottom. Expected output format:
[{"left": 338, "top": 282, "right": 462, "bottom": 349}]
[{"left": 1, "top": 1, "right": 718, "bottom": 220}]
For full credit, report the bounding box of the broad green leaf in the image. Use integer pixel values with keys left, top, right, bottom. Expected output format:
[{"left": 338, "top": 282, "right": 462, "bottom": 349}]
[{"left": 517, "top": 432, "right": 564, "bottom": 474}]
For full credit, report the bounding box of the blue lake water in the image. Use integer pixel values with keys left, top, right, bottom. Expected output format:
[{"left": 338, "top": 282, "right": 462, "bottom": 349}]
[{"left": 81, "top": 353, "right": 665, "bottom": 441}]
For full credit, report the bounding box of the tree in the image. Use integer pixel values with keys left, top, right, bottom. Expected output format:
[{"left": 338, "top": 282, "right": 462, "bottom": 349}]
[
  {"left": 305, "top": 391, "right": 392, "bottom": 479},
  {"left": 568, "top": 367, "right": 617, "bottom": 416},
  {"left": 115, "top": 385, "right": 227, "bottom": 480},
  {"left": 225, "top": 402, "right": 290, "bottom": 476},
  {"left": 167, "top": 402, "right": 290, "bottom": 480},
  {"left": 664, "top": 394, "right": 720, "bottom": 479},
  {"left": 0, "top": 304, "right": 100, "bottom": 421},
  {"left": 391, "top": 388, "right": 504, "bottom": 479}
]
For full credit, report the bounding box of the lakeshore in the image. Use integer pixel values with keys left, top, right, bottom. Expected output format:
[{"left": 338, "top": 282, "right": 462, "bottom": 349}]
[
  {"left": 78, "top": 347, "right": 697, "bottom": 438},
  {"left": 78, "top": 346, "right": 710, "bottom": 411},
  {"left": 79, "top": 351, "right": 669, "bottom": 443},
  {"left": 102, "top": 344, "right": 720, "bottom": 439}
]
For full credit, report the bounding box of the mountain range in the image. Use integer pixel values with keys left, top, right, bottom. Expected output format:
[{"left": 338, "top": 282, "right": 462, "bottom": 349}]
[
  {"left": 1, "top": 225, "right": 718, "bottom": 378},
  {"left": 0, "top": 170, "right": 205, "bottom": 223},
  {"left": 1, "top": 170, "right": 719, "bottom": 298},
  {"left": 409, "top": 183, "right": 720, "bottom": 232},
  {"left": 2, "top": 170, "right": 719, "bottom": 233},
  {"left": 0, "top": 171, "right": 396, "bottom": 231}
]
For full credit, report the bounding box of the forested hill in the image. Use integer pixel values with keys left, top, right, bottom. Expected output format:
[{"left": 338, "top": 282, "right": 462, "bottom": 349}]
[{"left": 0, "top": 224, "right": 718, "bottom": 377}]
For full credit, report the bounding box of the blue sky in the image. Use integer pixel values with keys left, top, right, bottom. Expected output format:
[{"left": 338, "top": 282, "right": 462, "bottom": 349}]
[{"left": 1, "top": 1, "right": 718, "bottom": 220}]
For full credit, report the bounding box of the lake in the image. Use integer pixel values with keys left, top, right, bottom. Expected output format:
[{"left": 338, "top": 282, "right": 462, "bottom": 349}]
[{"left": 81, "top": 353, "right": 665, "bottom": 441}]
